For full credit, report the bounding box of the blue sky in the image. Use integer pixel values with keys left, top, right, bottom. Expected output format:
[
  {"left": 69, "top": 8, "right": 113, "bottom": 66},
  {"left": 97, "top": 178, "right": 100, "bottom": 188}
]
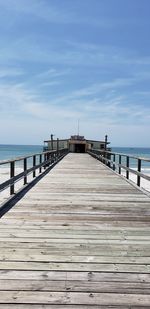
[{"left": 0, "top": 0, "right": 150, "bottom": 146}]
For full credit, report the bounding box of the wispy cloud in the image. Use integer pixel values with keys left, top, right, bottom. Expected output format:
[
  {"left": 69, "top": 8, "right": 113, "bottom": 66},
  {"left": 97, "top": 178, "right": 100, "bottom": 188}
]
[
  {"left": 0, "top": 0, "right": 113, "bottom": 27},
  {"left": 0, "top": 77, "right": 150, "bottom": 127},
  {"left": 36, "top": 68, "right": 71, "bottom": 79},
  {"left": 0, "top": 0, "right": 69, "bottom": 24},
  {"left": 39, "top": 81, "right": 61, "bottom": 88},
  {"left": 0, "top": 75, "right": 150, "bottom": 145},
  {"left": 0, "top": 67, "right": 24, "bottom": 78}
]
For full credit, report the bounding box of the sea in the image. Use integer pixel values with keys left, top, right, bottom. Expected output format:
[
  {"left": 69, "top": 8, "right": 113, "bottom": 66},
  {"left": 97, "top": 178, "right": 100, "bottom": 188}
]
[
  {"left": 0, "top": 144, "right": 43, "bottom": 161},
  {"left": 112, "top": 147, "right": 150, "bottom": 174},
  {"left": 0, "top": 144, "right": 43, "bottom": 168},
  {"left": 0, "top": 145, "right": 150, "bottom": 172}
]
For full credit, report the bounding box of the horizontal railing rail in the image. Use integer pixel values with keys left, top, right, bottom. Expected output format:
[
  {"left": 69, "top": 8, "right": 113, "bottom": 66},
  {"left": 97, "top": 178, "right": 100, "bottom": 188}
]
[
  {"left": 88, "top": 149, "right": 150, "bottom": 188},
  {"left": 0, "top": 148, "right": 68, "bottom": 196}
]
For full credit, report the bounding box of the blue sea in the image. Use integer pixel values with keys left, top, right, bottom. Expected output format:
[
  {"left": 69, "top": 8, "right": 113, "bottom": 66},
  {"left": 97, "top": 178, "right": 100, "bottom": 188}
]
[
  {"left": 112, "top": 147, "right": 150, "bottom": 173},
  {"left": 0, "top": 144, "right": 43, "bottom": 162},
  {"left": 0, "top": 145, "right": 150, "bottom": 172}
]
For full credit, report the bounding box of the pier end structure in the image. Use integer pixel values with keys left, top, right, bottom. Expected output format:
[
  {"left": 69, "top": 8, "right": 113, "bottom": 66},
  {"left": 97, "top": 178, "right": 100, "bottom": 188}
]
[{"left": 44, "top": 134, "right": 110, "bottom": 153}]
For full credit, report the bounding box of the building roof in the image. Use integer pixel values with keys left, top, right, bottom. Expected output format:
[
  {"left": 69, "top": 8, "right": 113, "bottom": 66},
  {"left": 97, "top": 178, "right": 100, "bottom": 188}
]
[
  {"left": 86, "top": 139, "right": 110, "bottom": 144},
  {"left": 44, "top": 139, "right": 69, "bottom": 143},
  {"left": 44, "top": 138, "right": 110, "bottom": 144}
]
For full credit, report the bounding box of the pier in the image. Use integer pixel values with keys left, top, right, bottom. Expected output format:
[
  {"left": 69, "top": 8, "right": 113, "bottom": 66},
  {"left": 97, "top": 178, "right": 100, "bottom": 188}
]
[{"left": 0, "top": 152, "right": 150, "bottom": 307}]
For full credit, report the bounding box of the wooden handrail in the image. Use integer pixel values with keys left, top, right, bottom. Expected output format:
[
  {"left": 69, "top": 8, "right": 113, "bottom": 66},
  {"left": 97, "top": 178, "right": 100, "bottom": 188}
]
[
  {"left": 99, "top": 150, "right": 150, "bottom": 162},
  {"left": 88, "top": 149, "right": 150, "bottom": 188},
  {"left": 0, "top": 148, "right": 68, "bottom": 196},
  {"left": 0, "top": 149, "right": 58, "bottom": 165}
]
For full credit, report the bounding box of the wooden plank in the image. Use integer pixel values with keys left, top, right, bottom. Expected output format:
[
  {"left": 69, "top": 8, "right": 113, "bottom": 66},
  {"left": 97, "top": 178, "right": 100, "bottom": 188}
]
[
  {"left": 0, "top": 153, "right": 150, "bottom": 307},
  {"left": 1, "top": 241, "right": 150, "bottom": 255},
  {"left": 0, "top": 261, "right": 149, "bottom": 272},
  {"left": 0, "top": 305, "right": 131, "bottom": 309},
  {"left": 0, "top": 279, "right": 150, "bottom": 294},
  {"left": 1, "top": 221, "right": 150, "bottom": 230},
  {"left": 0, "top": 291, "right": 150, "bottom": 305},
  {"left": 0, "top": 270, "right": 149, "bottom": 282},
  {"left": 1, "top": 251, "right": 150, "bottom": 264},
  {"left": 0, "top": 228, "right": 150, "bottom": 239},
  {"left": 4, "top": 213, "right": 150, "bottom": 222}
]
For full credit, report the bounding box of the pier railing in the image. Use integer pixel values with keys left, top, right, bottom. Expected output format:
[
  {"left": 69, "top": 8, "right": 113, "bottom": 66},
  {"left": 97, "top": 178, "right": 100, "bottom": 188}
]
[
  {"left": 88, "top": 149, "right": 150, "bottom": 188},
  {"left": 0, "top": 148, "right": 68, "bottom": 196}
]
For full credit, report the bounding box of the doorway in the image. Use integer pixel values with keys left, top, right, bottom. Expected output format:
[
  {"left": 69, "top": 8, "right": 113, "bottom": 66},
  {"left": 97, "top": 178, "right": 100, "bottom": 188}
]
[{"left": 75, "top": 144, "right": 85, "bottom": 153}]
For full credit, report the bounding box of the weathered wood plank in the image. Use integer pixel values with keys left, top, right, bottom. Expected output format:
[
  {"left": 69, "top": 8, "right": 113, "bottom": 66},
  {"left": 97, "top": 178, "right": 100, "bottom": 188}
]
[
  {"left": 0, "top": 153, "right": 150, "bottom": 306},
  {"left": 1, "top": 221, "right": 150, "bottom": 231},
  {"left": 4, "top": 212, "right": 150, "bottom": 222},
  {"left": 0, "top": 279, "right": 150, "bottom": 294},
  {"left": 1, "top": 251, "right": 150, "bottom": 263},
  {"left": 0, "top": 261, "right": 149, "bottom": 272},
  {"left": 0, "top": 291, "right": 150, "bottom": 305},
  {"left": 1, "top": 241, "right": 150, "bottom": 255},
  {"left": 0, "top": 305, "right": 132, "bottom": 309},
  {"left": 0, "top": 270, "right": 150, "bottom": 282}
]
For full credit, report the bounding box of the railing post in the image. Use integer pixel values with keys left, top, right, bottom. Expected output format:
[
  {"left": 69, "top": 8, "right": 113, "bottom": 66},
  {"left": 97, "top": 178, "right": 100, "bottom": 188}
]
[
  {"left": 24, "top": 158, "right": 27, "bottom": 185},
  {"left": 101, "top": 151, "right": 103, "bottom": 163},
  {"left": 126, "top": 156, "right": 129, "bottom": 179},
  {"left": 103, "top": 151, "right": 106, "bottom": 164},
  {"left": 39, "top": 154, "right": 42, "bottom": 173},
  {"left": 119, "top": 155, "right": 121, "bottom": 174},
  {"left": 113, "top": 154, "right": 116, "bottom": 171},
  {"left": 107, "top": 152, "right": 110, "bottom": 168},
  {"left": 57, "top": 138, "right": 59, "bottom": 159},
  {"left": 103, "top": 149, "right": 106, "bottom": 164},
  {"left": 137, "top": 159, "right": 141, "bottom": 187},
  {"left": 47, "top": 152, "right": 50, "bottom": 166},
  {"left": 10, "top": 161, "right": 15, "bottom": 195},
  {"left": 54, "top": 152, "right": 56, "bottom": 162},
  {"left": 104, "top": 151, "right": 107, "bottom": 165},
  {"left": 51, "top": 152, "right": 54, "bottom": 164},
  {"left": 44, "top": 153, "right": 47, "bottom": 169},
  {"left": 33, "top": 155, "right": 36, "bottom": 177}
]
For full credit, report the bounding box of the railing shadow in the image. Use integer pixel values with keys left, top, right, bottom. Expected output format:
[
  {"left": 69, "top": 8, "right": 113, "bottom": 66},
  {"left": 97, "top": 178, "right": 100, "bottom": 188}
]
[{"left": 0, "top": 149, "right": 68, "bottom": 217}]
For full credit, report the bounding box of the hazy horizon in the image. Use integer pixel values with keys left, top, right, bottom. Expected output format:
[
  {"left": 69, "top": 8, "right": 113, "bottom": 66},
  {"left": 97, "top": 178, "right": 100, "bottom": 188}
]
[{"left": 0, "top": 142, "right": 150, "bottom": 148}]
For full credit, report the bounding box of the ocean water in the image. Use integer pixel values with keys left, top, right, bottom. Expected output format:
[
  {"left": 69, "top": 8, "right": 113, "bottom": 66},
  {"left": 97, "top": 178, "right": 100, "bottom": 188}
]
[
  {"left": 0, "top": 144, "right": 150, "bottom": 172},
  {"left": 0, "top": 144, "right": 43, "bottom": 162},
  {"left": 112, "top": 147, "right": 150, "bottom": 173},
  {"left": 112, "top": 147, "right": 150, "bottom": 158},
  {"left": 0, "top": 144, "right": 43, "bottom": 168}
]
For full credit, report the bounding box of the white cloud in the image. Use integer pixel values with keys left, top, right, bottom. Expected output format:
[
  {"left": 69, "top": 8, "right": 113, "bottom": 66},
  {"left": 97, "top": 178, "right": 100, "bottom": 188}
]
[
  {"left": 40, "top": 81, "right": 61, "bottom": 87},
  {"left": 0, "top": 0, "right": 115, "bottom": 27},
  {"left": 0, "top": 79, "right": 150, "bottom": 146},
  {"left": 0, "top": 67, "right": 24, "bottom": 78},
  {"left": 36, "top": 68, "right": 71, "bottom": 80},
  {"left": 0, "top": 77, "right": 150, "bottom": 127}
]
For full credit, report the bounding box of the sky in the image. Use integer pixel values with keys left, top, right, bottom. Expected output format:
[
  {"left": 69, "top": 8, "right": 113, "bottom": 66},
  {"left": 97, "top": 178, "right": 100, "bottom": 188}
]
[{"left": 0, "top": 0, "right": 150, "bottom": 146}]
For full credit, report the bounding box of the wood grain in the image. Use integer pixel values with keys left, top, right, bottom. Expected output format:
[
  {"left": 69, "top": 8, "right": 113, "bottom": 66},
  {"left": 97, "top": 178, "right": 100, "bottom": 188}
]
[{"left": 0, "top": 153, "right": 150, "bottom": 307}]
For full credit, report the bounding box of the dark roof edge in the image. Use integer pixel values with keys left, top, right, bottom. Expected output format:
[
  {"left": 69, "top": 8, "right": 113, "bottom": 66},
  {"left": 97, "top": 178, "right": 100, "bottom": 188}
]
[{"left": 44, "top": 139, "right": 110, "bottom": 144}]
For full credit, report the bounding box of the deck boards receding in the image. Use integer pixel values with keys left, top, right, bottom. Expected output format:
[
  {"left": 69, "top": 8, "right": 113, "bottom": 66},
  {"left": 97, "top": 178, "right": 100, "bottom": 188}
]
[{"left": 0, "top": 153, "right": 150, "bottom": 308}]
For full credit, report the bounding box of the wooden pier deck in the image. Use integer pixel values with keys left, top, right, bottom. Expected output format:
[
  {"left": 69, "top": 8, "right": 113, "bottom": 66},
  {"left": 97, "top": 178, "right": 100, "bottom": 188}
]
[{"left": 0, "top": 153, "right": 150, "bottom": 308}]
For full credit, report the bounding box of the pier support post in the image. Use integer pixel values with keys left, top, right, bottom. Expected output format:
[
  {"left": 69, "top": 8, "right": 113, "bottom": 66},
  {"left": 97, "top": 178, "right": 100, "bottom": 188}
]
[
  {"left": 119, "top": 155, "right": 121, "bottom": 174},
  {"left": 126, "top": 156, "right": 129, "bottom": 179},
  {"left": 137, "top": 159, "right": 141, "bottom": 187},
  {"left": 24, "top": 158, "right": 27, "bottom": 185},
  {"left": 10, "top": 161, "right": 15, "bottom": 195},
  {"left": 33, "top": 155, "right": 36, "bottom": 177}
]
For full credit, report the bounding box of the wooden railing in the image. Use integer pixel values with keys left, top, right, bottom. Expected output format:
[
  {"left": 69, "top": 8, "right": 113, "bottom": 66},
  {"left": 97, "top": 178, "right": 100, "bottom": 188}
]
[
  {"left": 88, "top": 149, "right": 150, "bottom": 188},
  {"left": 0, "top": 148, "right": 68, "bottom": 196}
]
